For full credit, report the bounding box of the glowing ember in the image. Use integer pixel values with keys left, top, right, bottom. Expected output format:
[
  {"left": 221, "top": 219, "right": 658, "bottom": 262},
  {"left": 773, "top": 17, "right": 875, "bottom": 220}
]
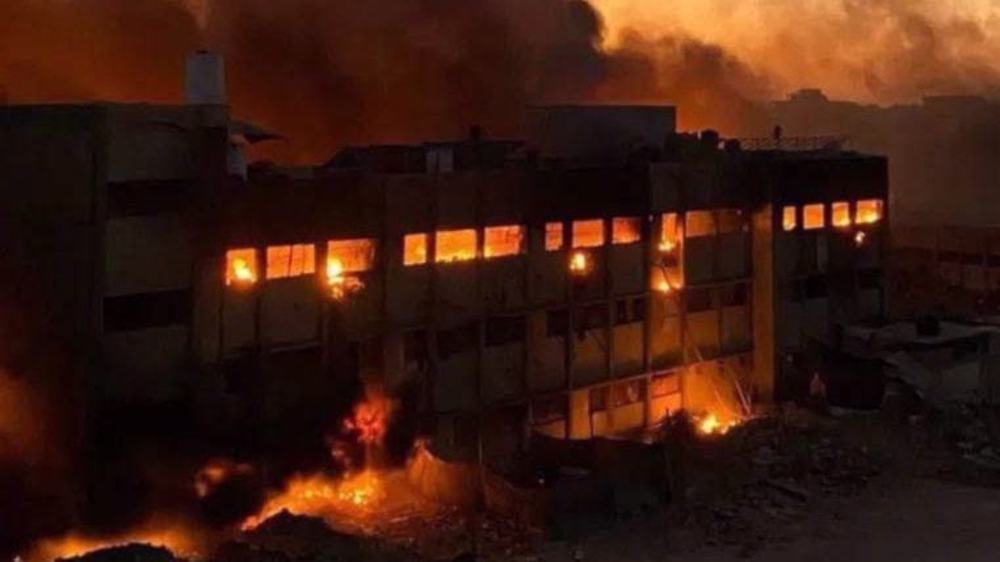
[
  {"left": 569, "top": 251, "right": 590, "bottom": 275},
  {"left": 658, "top": 239, "right": 677, "bottom": 253},
  {"left": 194, "top": 459, "right": 254, "bottom": 498},
  {"left": 854, "top": 231, "right": 868, "bottom": 247}
]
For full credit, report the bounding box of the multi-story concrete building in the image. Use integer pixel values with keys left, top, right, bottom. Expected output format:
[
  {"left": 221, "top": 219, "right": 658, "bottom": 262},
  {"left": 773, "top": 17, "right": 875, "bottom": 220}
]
[{"left": 0, "top": 95, "right": 887, "bottom": 470}]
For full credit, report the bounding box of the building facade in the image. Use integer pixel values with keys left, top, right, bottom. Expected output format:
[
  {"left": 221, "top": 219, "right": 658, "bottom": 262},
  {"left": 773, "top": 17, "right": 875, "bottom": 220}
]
[{"left": 0, "top": 102, "right": 888, "bottom": 469}]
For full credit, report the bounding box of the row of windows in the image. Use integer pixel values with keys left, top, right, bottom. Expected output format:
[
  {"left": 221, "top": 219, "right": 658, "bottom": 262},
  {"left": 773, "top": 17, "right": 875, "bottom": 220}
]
[
  {"left": 225, "top": 209, "right": 750, "bottom": 286},
  {"left": 226, "top": 239, "right": 377, "bottom": 286},
  {"left": 782, "top": 199, "right": 884, "bottom": 232}
]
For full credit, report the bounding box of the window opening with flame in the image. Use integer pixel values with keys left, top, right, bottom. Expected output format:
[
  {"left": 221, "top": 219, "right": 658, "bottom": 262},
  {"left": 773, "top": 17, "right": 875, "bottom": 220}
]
[
  {"left": 803, "top": 203, "right": 826, "bottom": 230},
  {"left": 266, "top": 244, "right": 316, "bottom": 280},
  {"left": 226, "top": 249, "right": 258, "bottom": 286},
  {"left": 435, "top": 229, "right": 478, "bottom": 263},
  {"left": 403, "top": 233, "right": 429, "bottom": 266},
  {"left": 327, "top": 239, "right": 376, "bottom": 273},
  {"left": 572, "top": 219, "right": 605, "bottom": 248},
  {"left": 856, "top": 199, "right": 883, "bottom": 225},
  {"left": 545, "top": 222, "right": 565, "bottom": 251},
  {"left": 484, "top": 225, "right": 525, "bottom": 259},
  {"left": 782, "top": 206, "right": 798, "bottom": 231},
  {"left": 832, "top": 201, "right": 852, "bottom": 228},
  {"left": 612, "top": 217, "right": 642, "bottom": 245}
]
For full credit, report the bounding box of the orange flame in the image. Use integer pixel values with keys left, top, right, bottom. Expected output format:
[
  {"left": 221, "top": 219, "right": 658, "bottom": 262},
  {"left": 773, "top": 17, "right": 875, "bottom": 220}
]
[
  {"left": 569, "top": 251, "right": 590, "bottom": 275},
  {"left": 27, "top": 520, "right": 204, "bottom": 562},
  {"left": 696, "top": 413, "right": 740, "bottom": 436}
]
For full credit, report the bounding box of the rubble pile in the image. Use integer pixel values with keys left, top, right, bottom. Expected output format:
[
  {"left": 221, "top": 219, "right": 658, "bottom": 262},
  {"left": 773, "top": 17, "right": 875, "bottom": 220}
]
[{"left": 675, "top": 409, "right": 883, "bottom": 552}]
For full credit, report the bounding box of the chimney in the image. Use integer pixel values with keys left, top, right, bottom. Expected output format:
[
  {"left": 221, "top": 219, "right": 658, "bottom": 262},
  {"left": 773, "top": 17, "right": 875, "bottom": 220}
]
[{"left": 185, "top": 50, "right": 226, "bottom": 105}]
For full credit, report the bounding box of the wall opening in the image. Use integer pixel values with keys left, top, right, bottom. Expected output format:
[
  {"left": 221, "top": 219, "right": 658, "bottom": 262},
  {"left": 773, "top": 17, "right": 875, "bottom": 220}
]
[
  {"left": 404, "top": 233, "right": 429, "bottom": 266},
  {"left": 572, "top": 219, "right": 605, "bottom": 248},
  {"left": 435, "top": 229, "right": 478, "bottom": 263},
  {"left": 484, "top": 225, "right": 525, "bottom": 259}
]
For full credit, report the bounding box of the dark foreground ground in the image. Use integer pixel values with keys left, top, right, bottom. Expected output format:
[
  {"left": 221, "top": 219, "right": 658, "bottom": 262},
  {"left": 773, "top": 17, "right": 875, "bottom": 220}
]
[{"left": 536, "top": 404, "right": 1000, "bottom": 562}]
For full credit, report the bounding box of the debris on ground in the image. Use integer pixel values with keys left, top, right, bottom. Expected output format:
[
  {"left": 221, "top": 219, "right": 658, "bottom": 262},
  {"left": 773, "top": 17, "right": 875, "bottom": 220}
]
[{"left": 668, "top": 407, "right": 884, "bottom": 554}]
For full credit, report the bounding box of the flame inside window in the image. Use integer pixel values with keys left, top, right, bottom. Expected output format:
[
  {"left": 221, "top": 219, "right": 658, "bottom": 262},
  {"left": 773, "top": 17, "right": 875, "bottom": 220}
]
[
  {"left": 572, "top": 219, "right": 605, "bottom": 248},
  {"left": 803, "top": 203, "right": 826, "bottom": 230},
  {"left": 226, "top": 249, "right": 258, "bottom": 286},
  {"left": 612, "top": 217, "right": 642, "bottom": 245},
  {"left": 659, "top": 213, "right": 680, "bottom": 252},
  {"left": 327, "top": 239, "right": 376, "bottom": 273},
  {"left": 435, "top": 229, "right": 478, "bottom": 263},
  {"left": 403, "top": 233, "right": 429, "bottom": 266},
  {"left": 484, "top": 225, "right": 525, "bottom": 259},
  {"left": 832, "top": 201, "right": 852, "bottom": 228},
  {"left": 782, "top": 206, "right": 798, "bottom": 231},
  {"left": 545, "top": 222, "right": 565, "bottom": 251},
  {"left": 856, "top": 199, "right": 883, "bottom": 225},
  {"left": 266, "top": 244, "right": 316, "bottom": 280}
]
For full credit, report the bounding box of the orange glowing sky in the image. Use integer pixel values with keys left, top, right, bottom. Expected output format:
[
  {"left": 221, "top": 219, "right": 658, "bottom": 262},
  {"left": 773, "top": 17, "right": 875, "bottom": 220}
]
[{"left": 594, "top": 0, "right": 1000, "bottom": 102}]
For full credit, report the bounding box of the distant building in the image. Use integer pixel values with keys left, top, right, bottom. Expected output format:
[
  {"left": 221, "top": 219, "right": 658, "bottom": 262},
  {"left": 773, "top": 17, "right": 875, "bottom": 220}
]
[
  {"left": 772, "top": 89, "right": 1000, "bottom": 317},
  {"left": 0, "top": 83, "right": 887, "bottom": 470}
]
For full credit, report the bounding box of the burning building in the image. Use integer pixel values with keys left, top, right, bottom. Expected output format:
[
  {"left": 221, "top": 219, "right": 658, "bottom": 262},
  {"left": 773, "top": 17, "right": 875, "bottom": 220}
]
[{"left": 0, "top": 54, "right": 887, "bottom": 556}]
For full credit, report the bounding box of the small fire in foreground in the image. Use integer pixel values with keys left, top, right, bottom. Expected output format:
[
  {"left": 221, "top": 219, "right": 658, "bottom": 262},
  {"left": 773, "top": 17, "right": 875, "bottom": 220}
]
[
  {"left": 697, "top": 413, "right": 740, "bottom": 436},
  {"left": 241, "top": 469, "right": 388, "bottom": 531}
]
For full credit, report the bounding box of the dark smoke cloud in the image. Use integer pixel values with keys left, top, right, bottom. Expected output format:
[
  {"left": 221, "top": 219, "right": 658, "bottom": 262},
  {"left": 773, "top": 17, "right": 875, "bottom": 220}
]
[{"left": 0, "top": 0, "right": 770, "bottom": 163}]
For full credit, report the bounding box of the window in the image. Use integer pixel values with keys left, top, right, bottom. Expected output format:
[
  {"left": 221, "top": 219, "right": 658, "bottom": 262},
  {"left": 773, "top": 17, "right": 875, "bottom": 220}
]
[
  {"left": 484, "top": 225, "right": 525, "bottom": 259},
  {"left": 437, "top": 323, "right": 478, "bottom": 358},
  {"left": 856, "top": 199, "right": 884, "bottom": 224},
  {"left": 589, "top": 387, "right": 609, "bottom": 413},
  {"left": 547, "top": 309, "right": 569, "bottom": 337},
  {"left": 327, "top": 239, "right": 376, "bottom": 274},
  {"left": 612, "top": 217, "right": 642, "bottom": 245},
  {"left": 404, "top": 233, "right": 429, "bottom": 266},
  {"left": 717, "top": 209, "right": 745, "bottom": 234},
  {"left": 686, "top": 287, "right": 714, "bottom": 313},
  {"left": 582, "top": 304, "right": 609, "bottom": 330},
  {"left": 572, "top": 219, "right": 605, "bottom": 248},
  {"left": 615, "top": 298, "right": 647, "bottom": 325},
  {"left": 266, "top": 244, "right": 316, "bottom": 280},
  {"left": 803, "top": 204, "right": 826, "bottom": 230},
  {"left": 545, "top": 222, "right": 565, "bottom": 251},
  {"left": 486, "top": 316, "right": 526, "bottom": 347},
  {"left": 782, "top": 206, "right": 798, "bottom": 231},
  {"left": 226, "top": 248, "right": 258, "bottom": 286},
  {"left": 685, "top": 211, "right": 716, "bottom": 238},
  {"left": 832, "top": 201, "right": 852, "bottom": 228},
  {"left": 435, "top": 229, "right": 477, "bottom": 263},
  {"left": 722, "top": 284, "right": 748, "bottom": 308},
  {"left": 660, "top": 213, "right": 681, "bottom": 252},
  {"left": 612, "top": 379, "right": 646, "bottom": 407},
  {"left": 103, "top": 290, "right": 191, "bottom": 332}
]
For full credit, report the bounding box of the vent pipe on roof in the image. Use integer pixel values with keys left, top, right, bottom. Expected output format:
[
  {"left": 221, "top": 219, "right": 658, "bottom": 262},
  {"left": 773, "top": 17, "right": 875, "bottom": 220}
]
[{"left": 185, "top": 50, "right": 226, "bottom": 105}]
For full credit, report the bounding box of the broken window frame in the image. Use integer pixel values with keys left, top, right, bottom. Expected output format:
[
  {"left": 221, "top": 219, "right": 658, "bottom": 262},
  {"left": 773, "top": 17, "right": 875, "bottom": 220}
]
[
  {"left": 803, "top": 203, "right": 826, "bottom": 230},
  {"left": 545, "top": 222, "right": 566, "bottom": 252},
  {"left": 327, "top": 238, "right": 377, "bottom": 274}
]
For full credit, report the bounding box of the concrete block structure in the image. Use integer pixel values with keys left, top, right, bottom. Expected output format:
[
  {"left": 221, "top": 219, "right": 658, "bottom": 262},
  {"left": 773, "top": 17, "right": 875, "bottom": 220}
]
[{"left": 0, "top": 102, "right": 888, "bottom": 468}]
